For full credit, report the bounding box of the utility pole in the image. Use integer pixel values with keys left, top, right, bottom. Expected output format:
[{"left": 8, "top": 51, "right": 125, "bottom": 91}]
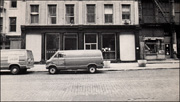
[{"left": 170, "top": 0, "right": 177, "bottom": 59}]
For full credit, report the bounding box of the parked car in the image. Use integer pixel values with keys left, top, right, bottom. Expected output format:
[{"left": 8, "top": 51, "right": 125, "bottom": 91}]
[
  {"left": 46, "top": 50, "right": 104, "bottom": 74},
  {"left": 0, "top": 49, "right": 34, "bottom": 74}
]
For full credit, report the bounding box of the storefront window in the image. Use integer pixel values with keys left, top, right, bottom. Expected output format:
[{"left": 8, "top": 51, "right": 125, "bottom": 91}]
[
  {"left": 85, "top": 34, "right": 97, "bottom": 50},
  {"left": 145, "top": 39, "right": 165, "bottom": 55},
  {"left": 102, "top": 34, "right": 116, "bottom": 59},
  {"left": 64, "top": 34, "right": 77, "bottom": 50},
  {"left": 46, "top": 34, "right": 60, "bottom": 59}
]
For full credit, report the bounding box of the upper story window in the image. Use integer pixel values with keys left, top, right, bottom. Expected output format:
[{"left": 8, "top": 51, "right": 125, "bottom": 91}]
[
  {"left": 0, "top": 17, "right": 2, "bottom": 32},
  {"left": 122, "top": 5, "right": 131, "bottom": 20},
  {"left": 30, "top": 5, "right": 39, "bottom": 24},
  {"left": 66, "top": 5, "right": 74, "bottom": 24},
  {"left": 9, "top": 17, "right": 16, "bottom": 32},
  {"left": 104, "top": 4, "right": 113, "bottom": 23},
  {"left": 11, "top": 0, "right": 17, "bottom": 8},
  {"left": 87, "top": 4, "right": 95, "bottom": 23},
  {"left": 48, "top": 5, "right": 57, "bottom": 24}
]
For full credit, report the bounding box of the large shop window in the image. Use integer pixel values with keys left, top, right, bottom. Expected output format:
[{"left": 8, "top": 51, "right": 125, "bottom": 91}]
[
  {"left": 102, "top": 34, "right": 116, "bottom": 60},
  {"left": 104, "top": 4, "right": 113, "bottom": 23},
  {"left": 87, "top": 4, "right": 95, "bottom": 23},
  {"left": 48, "top": 5, "right": 57, "bottom": 24},
  {"left": 30, "top": 5, "right": 39, "bottom": 24},
  {"left": 46, "top": 34, "right": 60, "bottom": 60},
  {"left": 145, "top": 39, "right": 165, "bottom": 56},
  {"left": 66, "top": 5, "right": 74, "bottom": 24},
  {"left": 9, "top": 17, "right": 16, "bottom": 32},
  {"left": 64, "top": 34, "right": 77, "bottom": 50},
  {"left": 84, "top": 34, "right": 97, "bottom": 50}
]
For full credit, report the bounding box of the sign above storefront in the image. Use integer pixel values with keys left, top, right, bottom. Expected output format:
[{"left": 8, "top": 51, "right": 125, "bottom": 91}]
[{"left": 144, "top": 37, "right": 164, "bottom": 40}]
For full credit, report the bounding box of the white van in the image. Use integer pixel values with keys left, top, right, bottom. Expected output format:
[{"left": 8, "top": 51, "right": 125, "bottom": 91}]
[
  {"left": 46, "top": 50, "right": 104, "bottom": 74},
  {"left": 0, "top": 49, "right": 34, "bottom": 74}
]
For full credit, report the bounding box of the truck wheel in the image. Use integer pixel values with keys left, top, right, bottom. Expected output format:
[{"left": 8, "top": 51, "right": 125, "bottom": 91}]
[
  {"left": 88, "top": 66, "right": 96, "bottom": 73},
  {"left": 49, "top": 67, "right": 57, "bottom": 74},
  {"left": 10, "top": 66, "right": 20, "bottom": 75}
]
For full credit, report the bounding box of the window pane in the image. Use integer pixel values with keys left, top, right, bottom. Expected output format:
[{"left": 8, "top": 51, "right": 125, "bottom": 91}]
[
  {"left": 66, "top": 5, "right": 74, "bottom": 16},
  {"left": 66, "top": 17, "right": 74, "bottom": 24},
  {"left": 87, "top": 5, "right": 95, "bottom": 14},
  {"left": 105, "top": 14, "right": 113, "bottom": 23},
  {"left": 10, "top": 17, "right": 16, "bottom": 32},
  {"left": 31, "top": 5, "right": 39, "bottom": 13},
  {"left": 122, "top": 5, "right": 130, "bottom": 12},
  {"left": 66, "top": 5, "right": 74, "bottom": 24},
  {"left": 87, "top": 14, "right": 95, "bottom": 23},
  {"left": 11, "top": 0, "right": 17, "bottom": 8},
  {"left": 46, "top": 34, "right": 60, "bottom": 59},
  {"left": 31, "top": 15, "right": 39, "bottom": 23},
  {"left": 51, "top": 17, "right": 56, "bottom": 24},
  {"left": 86, "top": 45, "right": 90, "bottom": 49},
  {"left": 85, "top": 34, "right": 96, "bottom": 43},
  {"left": 105, "top": 4, "right": 113, "bottom": 14},
  {"left": 10, "top": 25, "right": 16, "bottom": 32},
  {"left": 91, "top": 44, "right": 96, "bottom": 49},
  {"left": 122, "top": 5, "right": 130, "bottom": 20},
  {"left": 87, "top": 5, "right": 95, "bottom": 23},
  {"left": 102, "top": 34, "right": 115, "bottom": 51},
  {"left": 49, "top": 5, "right": 56, "bottom": 16},
  {"left": 103, "top": 52, "right": 115, "bottom": 59}
]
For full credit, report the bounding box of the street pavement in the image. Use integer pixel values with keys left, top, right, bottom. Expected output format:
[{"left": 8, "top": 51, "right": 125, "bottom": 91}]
[
  {"left": 1, "top": 59, "right": 179, "bottom": 101},
  {"left": 1, "top": 69, "right": 179, "bottom": 101}
]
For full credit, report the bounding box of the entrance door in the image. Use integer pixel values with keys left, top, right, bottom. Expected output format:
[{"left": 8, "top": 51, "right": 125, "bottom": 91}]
[
  {"left": 120, "top": 33, "right": 135, "bottom": 61},
  {"left": 64, "top": 34, "right": 77, "bottom": 50}
]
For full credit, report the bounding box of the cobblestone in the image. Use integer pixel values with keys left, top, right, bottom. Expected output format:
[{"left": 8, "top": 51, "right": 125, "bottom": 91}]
[{"left": 1, "top": 69, "right": 179, "bottom": 101}]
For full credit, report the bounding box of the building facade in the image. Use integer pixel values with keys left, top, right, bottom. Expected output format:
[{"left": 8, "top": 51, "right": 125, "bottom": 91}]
[
  {"left": 0, "top": 0, "right": 26, "bottom": 49},
  {"left": 139, "top": 0, "right": 180, "bottom": 60},
  {"left": 20, "top": 0, "right": 139, "bottom": 62},
  {"left": 1, "top": 0, "right": 179, "bottom": 63}
]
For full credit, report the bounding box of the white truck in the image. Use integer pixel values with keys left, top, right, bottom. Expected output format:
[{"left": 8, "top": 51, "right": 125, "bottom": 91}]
[
  {"left": 0, "top": 49, "right": 34, "bottom": 74},
  {"left": 46, "top": 50, "right": 104, "bottom": 74}
]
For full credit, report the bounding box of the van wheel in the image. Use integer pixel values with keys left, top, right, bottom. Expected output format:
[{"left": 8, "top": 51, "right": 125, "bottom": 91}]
[
  {"left": 49, "top": 67, "right": 57, "bottom": 74},
  {"left": 10, "top": 66, "right": 20, "bottom": 75},
  {"left": 88, "top": 66, "right": 96, "bottom": 73}
]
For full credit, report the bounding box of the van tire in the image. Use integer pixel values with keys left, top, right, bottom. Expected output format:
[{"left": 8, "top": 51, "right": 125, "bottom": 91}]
[
  {"left": 49, "top": 67, "right": 57, "bottom": 74},
  {"left": 10, "top": 66, "right": 20, "bottom": 75},
  {"left": 88, "top": 66, "right": 96, "bottom": 73}
]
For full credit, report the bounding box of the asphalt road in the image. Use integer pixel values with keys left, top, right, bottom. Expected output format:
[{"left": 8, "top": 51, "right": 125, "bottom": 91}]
[{"left": 1, "top": 69, "right": 179, "bottom": 101}]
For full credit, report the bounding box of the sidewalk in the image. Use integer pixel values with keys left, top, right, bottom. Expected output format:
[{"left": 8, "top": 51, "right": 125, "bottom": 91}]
[{"left": 30, "top": 59, "right": 179, "bottom": 72}]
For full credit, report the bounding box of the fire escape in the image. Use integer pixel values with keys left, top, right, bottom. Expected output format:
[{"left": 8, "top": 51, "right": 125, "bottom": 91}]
[{"left": 152, "top": 0, "right": 177, "bottom": 58}]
